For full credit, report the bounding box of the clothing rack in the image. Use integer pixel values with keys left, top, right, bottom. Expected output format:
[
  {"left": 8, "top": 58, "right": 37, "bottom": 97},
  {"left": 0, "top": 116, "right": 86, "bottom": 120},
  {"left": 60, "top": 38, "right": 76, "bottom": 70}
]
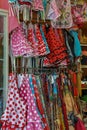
[
  {"left": 20, "top": 18, "right": 51, "bottom": 25},
  {"left": 11, "top": 65, "right": 75, "bottom": 76},
  {"left": 12, "top": 66, "right": 59, "bottom": 74},
  {"left": 19, "top": 9, "right": 51, "bottom": 25},
  {"left": 10, "top": 55, "right": 80, "bottom": 75}
]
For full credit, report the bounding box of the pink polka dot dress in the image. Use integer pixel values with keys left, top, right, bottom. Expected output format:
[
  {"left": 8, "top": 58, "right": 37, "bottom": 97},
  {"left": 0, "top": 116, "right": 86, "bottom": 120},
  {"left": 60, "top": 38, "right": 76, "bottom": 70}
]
[
  {"left": 1, "top": 73, "right": 27, "bottom": 129},
  {"left": 19, "top": 75, "right": 43, "bottom": 130},
  {"left": 11, "top": 26, "right": 33, "bottom": 57}
]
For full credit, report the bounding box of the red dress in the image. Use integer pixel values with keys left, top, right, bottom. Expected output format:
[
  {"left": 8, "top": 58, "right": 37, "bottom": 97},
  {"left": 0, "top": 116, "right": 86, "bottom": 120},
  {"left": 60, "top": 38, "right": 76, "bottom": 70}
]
[{"left": 45, "top": 27, "right": 68, "bottom": 64}]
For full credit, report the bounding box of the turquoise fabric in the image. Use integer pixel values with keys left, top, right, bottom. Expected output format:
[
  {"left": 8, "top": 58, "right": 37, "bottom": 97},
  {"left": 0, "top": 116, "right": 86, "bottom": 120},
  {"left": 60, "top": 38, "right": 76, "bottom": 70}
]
[
  {"left": 52, "top": 74, "right": 58, "bottom": 95},
  {"left": 29, "top": 74, "right": 35, "bottom": 95},
  {"left": 9, "top": 0, "right": 17, "bottom": 2},
  {"left": 20, "top": 0, "right": 32, "bottom": 2},
  {"left": 9, "top": 0, "right": 33, "bottom": 3},
  {"left": 42, "top": 0, "right": 47, "bottom": 11},
  {"left": 69, "top": 30, "right": 82, "bottom": 57}
]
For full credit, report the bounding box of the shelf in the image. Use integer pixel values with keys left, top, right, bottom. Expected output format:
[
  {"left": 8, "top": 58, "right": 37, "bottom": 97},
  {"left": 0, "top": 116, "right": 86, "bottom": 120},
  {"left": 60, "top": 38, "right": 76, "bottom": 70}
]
[
  {"left": 81, "top": 87, "right": 87, "bottom": 90},
  {"left": 81, "top": 65, "right": 87, "bottom": 69},
  {"left": 81, "top": 44, "right": 87, "bottom": 46}
]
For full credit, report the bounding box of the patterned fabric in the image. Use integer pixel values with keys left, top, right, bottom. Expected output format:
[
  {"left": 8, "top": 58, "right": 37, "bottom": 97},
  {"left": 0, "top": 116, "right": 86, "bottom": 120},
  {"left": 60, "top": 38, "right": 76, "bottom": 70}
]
[
  {"left": 28, "top": 24, "right": 47, "bottom": 56},
  {"left": 45, "top": 27, "right": 68, "bottom": 64},
  {"left": 57, "top": 76, "right": 69, "bottom": 130},
  {"left": 1, "top": 73, "right": 26, "bottom": 129},
  {"left": 71, "top": 6, "right": 84, "bottom": 25},
  {"left": 43, "top": 57, "right": 53, "bottom": 67},
  {"left": 71, "top": 2, "right": 87, "bottom": 25},
  {"left": 19, "top": 75, "right": 43, "bottom": 130},
  {"left": 33, "top": 0, "right": 44, "bottom": 11},
  {"left": 1, "top": 72, "right": 84, "bottom": 130},
  {"left": 47, "top": 0, "right": 61, "bottom": 20},
  {"left": 57, "top": 72, "right": 82, "bottom": 130},
  {"left": 28, "top": 23, "right": 39, "bottom": 57},
  {"left": 34, "top": 25, "right": 47, "bottom": 56},
  {"left": 32, "top": 74, "right": 50, "bottom": 130},
  {"left": 35, "top": 75, "right": 49, "bottom": 123},
  {"left": 51, "top": 0, "right": 73, "bottom": 28},
  {"left": 40, "top": 25, "right": 50, "bottom": 54},
  {"left": 11, "top": 26, "right": 33, "bottom": 57},
  {"left": 8, "top": 3, "right": 19, "bottom": 33}
]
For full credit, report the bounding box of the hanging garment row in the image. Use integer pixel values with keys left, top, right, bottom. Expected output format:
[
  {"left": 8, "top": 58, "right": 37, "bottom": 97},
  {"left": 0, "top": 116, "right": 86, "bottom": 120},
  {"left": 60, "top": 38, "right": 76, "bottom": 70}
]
[
  {"left": 10, "top": 22, "right": 82, "bottom": 67},
  {"left": 0, "top": 70, "right": 85, "bottom": 130},
  {"left": 8, "top": 0, "right": 87, "bottom": 32},
  {"left": 10, "top": 55, "right": 71, "bottom": 74}
]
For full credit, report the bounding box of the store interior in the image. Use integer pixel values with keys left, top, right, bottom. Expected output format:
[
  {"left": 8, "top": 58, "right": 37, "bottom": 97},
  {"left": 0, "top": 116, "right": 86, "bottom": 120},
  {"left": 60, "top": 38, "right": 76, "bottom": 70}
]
[{"left": 0, "top": 0, "right": 87, "bottom": 130}]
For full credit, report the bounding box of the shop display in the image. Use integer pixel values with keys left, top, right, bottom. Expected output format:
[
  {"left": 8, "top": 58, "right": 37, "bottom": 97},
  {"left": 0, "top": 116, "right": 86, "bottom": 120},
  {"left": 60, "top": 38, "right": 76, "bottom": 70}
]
[{"left": 0, "top": 0, "right": 87, "bottom": 129}]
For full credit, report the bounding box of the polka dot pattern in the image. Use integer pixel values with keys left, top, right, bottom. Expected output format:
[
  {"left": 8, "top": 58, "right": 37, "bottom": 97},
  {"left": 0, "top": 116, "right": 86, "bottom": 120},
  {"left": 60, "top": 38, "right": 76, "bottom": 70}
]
[
  {"left": 28, "top": 23, "right": 39, "bottom": 57},
  {"left": 32, "top": 75, "right": 50, "bottom": 130},
  {"left": 19, "top": 75, "right": 43, "bottom": 130},
  {"left": 34, "top": 25, "right": 47, "bottom": 56},
  {"left": 40, "top": 25, "right": 50, "bottom": 54},
  {"left": 28, "top": 24, "right": 47, "bottom": 57},
  {"left": 1, "top": 73, "right": 27, "bottom": 129},
  {"left": 45, "top": 27, "right": 68, "bottom": 64},
  {"left": 11, "top": 26, "right": 33, "bottom": 57}
]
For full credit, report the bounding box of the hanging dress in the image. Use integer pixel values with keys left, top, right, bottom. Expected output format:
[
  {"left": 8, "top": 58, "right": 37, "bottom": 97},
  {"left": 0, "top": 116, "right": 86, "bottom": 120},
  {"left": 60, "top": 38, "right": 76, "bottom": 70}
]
[
  {"left": 19, "top": 74, "right": 43, "bottom": 130},
  {"left": 51, "top": 0, "right": 73, "bottom": 28},
  {"left": 34, "top": 24, "right": 47, "bottom": 56},
  {"left": 1, "top": 73, "right": 27, "bottom": 130},
  {"left": 40, "top": 25, "right": 50, "bottom": 54},
  {"left": 47, "top": 0, "right": 61, "bottom": 21},
  {"left": 28, "top": 23, "right": 39, "bottom": 57},
  {"left": 11, "top": 25, "right": 33, "bottom": 57},
  {"left": 8, "top": 3, "right": 19, "bottom": 33},
  {"left": 45, "top": 27, "right": 68, "bottom": 64},
  {"left": 32, "top": 74, "right": 50, "bottom": 130}
]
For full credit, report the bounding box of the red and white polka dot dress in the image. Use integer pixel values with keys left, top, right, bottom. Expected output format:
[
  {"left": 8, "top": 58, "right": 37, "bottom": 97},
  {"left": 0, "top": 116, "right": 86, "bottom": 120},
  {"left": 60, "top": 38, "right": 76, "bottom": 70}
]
[
  {"left": 45, "top": 27, "right": 68, "bottom": 64},
  {"left": 28, "top": 23, "right": 39, "bottom": 57},
  {"left": 1, "top": 73, "right": 27, "bottom": 130},
  {"left": 32, "top": 75, "right": 50, "bottom": 130},
  {"left": 19, "top": 75, "right": 43, "bottom": 130},
  {"left": 34, "top": 25, "right": 47, "bottom": 56}
]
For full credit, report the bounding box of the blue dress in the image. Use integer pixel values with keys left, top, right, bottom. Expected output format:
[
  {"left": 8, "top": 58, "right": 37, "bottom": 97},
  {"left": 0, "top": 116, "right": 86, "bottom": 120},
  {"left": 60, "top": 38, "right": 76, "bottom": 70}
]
[{"left": 69, "top": 30, "right": 82, "bottom": 57}]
